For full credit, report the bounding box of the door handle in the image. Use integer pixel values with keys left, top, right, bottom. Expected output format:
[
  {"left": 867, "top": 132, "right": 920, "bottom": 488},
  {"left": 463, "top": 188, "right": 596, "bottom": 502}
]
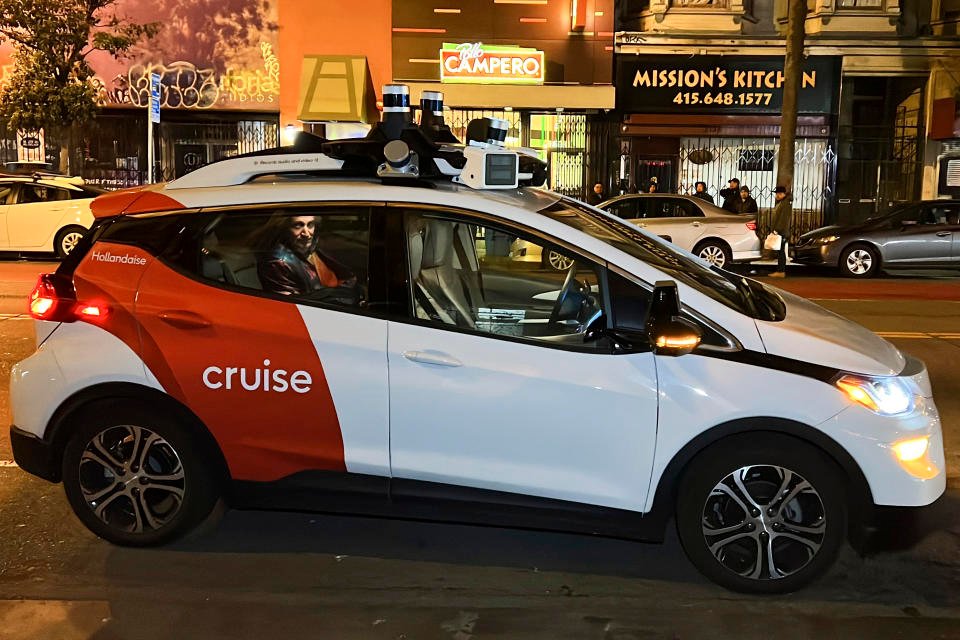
[
  {"left": 402, "top": 350, "right": 463, "bottom": 367},
  {"left": 158, "top": 310, "right": 212, "bottom": 330},
  {"left": 936, "top": 231, "right": 951, "bottom": 237},
  {"left": 691, "top": 221, "right": 701, "bottom": 227}
]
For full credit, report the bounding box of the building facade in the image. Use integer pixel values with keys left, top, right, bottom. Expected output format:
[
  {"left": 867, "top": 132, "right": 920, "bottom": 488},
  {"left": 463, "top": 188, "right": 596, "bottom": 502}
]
[
  {"left": 387, "top": 0, "right": 617, "bottom": 200},
  {"left": 615, "top": 0, "right": 960, "bottom": 230}
]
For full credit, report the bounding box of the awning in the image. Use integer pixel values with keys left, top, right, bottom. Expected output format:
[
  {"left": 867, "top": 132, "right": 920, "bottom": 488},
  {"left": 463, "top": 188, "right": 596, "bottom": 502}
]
[
  {"left": 298, "top": 55, "right": 376, "bottom": 123},
  {"left": 403, "top": 82, "right": 614, "bottom": 111}
]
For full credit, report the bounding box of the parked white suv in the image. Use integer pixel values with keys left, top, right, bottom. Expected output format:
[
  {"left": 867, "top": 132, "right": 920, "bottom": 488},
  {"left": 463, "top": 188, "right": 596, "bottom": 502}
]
[{"left": 9, "top": 102, "right": 945, "bottom": 594}]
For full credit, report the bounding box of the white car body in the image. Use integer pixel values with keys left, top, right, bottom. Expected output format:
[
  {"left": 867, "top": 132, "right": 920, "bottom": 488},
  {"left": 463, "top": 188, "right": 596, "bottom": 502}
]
[
  {"left": 0, "top": 175, "right": 99, "bottom": 255},
  {"left": 599, "top": 194, "right": 762, "bottom": 267},
  {"left": 8, "top": 149, "right": 945, "bottom": 593}
]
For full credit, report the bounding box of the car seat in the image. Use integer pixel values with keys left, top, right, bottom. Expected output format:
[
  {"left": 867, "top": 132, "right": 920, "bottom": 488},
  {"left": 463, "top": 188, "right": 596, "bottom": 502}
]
[{"left": 408, "top": 219, "right": 477, "bottom": 328}]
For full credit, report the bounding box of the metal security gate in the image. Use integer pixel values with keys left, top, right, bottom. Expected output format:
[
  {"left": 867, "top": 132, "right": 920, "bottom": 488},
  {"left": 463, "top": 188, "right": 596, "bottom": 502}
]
[
  {"left": 678, "top": 136, "right": 836, "bottom": 241},
  {"left": 158, "top": 118, "right": 279, "bottom": 181}
]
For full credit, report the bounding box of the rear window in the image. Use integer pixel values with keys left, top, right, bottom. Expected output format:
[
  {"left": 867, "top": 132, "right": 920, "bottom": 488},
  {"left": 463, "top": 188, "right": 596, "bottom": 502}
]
[{"left": 57, "top": 214, "right": 187, "bottom": 276}]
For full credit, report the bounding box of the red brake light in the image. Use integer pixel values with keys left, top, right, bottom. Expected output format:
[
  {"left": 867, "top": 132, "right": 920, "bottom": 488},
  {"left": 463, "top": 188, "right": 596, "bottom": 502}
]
[
  {"left": 746, "top": 221, "right": 757, "bottom": 231},
  {"left": 28, "top": 274, "right": 108, "bottom": 322}
]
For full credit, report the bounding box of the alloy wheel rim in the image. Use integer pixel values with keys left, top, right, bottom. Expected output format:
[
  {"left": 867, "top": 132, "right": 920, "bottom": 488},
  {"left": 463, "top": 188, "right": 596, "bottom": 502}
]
[
  {"left": 548, "top": 251, "right": 574, "bottom": 271},
  {"left": 78, "top": 425, "right": 186, "bottom": 534},
  {"left": 62, "top": 232, "right": 83, "bottom": 255},
  {"left": 699, "top": 245, "right": 726, "bottom": 267},
  {"left": 701, "top": 465, "right": 826, "bottom": 581},
  {"left": 846, "top": 250, "right": 872, "bottom": 275}
]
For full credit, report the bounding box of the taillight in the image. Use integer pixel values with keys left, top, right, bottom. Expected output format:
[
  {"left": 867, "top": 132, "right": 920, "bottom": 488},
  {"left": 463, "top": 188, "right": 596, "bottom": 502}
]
[
  {"left": 28, "top": 274, "right": 109, "bottom": 322},
  {"left": 746, "top": 221, "right": 757, "bottom": 231}
]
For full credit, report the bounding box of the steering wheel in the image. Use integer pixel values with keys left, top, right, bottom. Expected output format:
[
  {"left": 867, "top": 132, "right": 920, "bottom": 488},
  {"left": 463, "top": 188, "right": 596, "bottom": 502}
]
[{"left": 548, "top": 264, "right": 579, "bottom": 326}]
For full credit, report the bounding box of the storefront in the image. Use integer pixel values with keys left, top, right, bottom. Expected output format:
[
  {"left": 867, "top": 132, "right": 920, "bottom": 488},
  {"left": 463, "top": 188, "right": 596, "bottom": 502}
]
[
  {"left": 390, "top": 0, "right": 616, "bottom": 201},
  {"left": 614, "top": 54, "right": 841, "bottom": 232}
]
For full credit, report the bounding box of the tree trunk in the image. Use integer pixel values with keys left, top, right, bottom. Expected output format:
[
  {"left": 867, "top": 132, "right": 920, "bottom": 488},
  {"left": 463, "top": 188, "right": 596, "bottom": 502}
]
[{"left": 776, "top": 0, "right": 807, "bottom": 206}]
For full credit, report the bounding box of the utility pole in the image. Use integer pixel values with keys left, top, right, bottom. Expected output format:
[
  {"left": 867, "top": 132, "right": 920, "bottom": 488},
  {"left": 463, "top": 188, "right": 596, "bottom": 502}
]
[{"left": 776, "top": 0, "right": 808, "bottom": 196}]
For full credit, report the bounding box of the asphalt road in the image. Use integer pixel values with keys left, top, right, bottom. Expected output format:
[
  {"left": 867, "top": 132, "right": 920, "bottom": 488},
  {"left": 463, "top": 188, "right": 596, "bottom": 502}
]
[{"left": 0, "top": 260, "right": 958, "bottom": 639}]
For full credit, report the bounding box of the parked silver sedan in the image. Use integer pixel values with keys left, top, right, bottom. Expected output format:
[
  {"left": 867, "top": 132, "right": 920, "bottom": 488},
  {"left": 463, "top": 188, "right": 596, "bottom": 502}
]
[
  {"left": 793, "top": 200, "right": 960, "bottom": 277},
  {"left": 597, "top": 194, "right": 761, "bottom": 269}
]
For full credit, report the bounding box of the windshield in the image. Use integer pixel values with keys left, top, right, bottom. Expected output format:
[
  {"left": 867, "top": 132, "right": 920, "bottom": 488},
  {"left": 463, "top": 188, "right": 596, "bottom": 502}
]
[{"left": 537, "top": 195, "right": 785, "bottom": 321}]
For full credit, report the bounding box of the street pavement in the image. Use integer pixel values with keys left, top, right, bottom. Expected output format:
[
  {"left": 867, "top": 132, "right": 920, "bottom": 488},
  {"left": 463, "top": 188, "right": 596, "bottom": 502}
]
[{"left": 0, "top": 259, "right": 958, "bottom": 639}]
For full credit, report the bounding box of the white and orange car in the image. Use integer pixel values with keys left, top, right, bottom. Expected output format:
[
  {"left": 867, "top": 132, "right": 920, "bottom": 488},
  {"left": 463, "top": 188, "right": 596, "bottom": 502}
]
[
  {"left": 0, "top": 173, "right": 103, "bottom": 258},
  {"left": 9, "top": 101, "right": 945, "bottom": 594}
]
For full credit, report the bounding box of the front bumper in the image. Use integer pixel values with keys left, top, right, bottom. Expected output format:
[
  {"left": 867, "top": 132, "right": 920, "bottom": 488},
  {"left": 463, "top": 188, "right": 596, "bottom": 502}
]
[
  {"left": 792, "top": 242, "right": 840, "bottom": 266},
  {"left": 10, "top": 425, "right": 59, "bottom": 482}
]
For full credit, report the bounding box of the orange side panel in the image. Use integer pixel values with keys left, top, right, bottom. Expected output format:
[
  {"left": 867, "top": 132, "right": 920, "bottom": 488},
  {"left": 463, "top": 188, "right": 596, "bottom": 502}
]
[{"left": 72, "top": 241, "right": 346, "bottom": 481}]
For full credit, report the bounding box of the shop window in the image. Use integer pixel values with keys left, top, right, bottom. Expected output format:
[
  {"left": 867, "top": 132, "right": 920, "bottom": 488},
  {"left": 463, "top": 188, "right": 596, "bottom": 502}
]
[
  {"left": 196, "top": 208, "right": 370, "bottom": 310},
  {"left": 838, "top": 0, "right": 883, "bottom": 7},
  {"left": 738, "top": 149, "right": 774, "bottom": 172}
]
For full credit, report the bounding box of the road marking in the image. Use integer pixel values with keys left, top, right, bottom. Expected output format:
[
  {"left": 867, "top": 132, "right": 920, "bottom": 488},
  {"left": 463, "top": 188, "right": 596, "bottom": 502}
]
[
  {"left": 877, "top": 332, "right": 960, "bottom": 339},
  {"left": 0, "top": 460, "right": 18, "bottom": 467},
  {"left": 0, "top": 313, "right": 29, "bottom": 320}
]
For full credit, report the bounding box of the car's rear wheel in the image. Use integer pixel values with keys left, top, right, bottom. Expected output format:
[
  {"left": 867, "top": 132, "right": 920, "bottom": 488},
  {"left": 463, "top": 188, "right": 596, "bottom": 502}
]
[
  {"left": 61, "top": 400, "right": 221, "bottom": 546},
  {"left": 54, "top": 225, "right": 86, "bottom": 259},
  {"left": 693, "top": 240, "right": 732, "bottom": 269},
  {"left": 839, "top": 243, "right": 880, "bottom": 278},
  {"left": 676, "top": 434, "right": 846, "bottom": 594},
  {"left": 542, "top": 249, "right": 575, "bottom": 272}
]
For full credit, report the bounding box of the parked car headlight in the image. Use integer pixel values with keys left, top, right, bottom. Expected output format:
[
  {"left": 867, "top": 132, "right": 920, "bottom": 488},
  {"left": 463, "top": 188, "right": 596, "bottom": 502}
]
[
  {"left": 815, "top": 235, "right": 840, "bottom": 244},
  {"left": 835, "top": 375, "right": 914, "bottom": 416}
]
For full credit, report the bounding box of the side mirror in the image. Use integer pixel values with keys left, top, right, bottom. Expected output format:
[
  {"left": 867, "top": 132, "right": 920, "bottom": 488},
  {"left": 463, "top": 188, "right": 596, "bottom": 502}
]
[{"left": 645, "top": 280, "right": 702, "bottom": 357}]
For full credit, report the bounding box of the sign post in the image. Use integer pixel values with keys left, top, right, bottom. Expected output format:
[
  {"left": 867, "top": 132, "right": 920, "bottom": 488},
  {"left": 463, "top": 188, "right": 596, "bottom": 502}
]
[{"left": 147, "top": 73, "right": 161, "bottom": 183}]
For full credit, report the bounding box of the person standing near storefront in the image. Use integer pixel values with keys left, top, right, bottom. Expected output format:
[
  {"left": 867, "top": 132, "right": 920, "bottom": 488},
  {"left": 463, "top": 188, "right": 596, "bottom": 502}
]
[
  {"left": 588, "top": 182, "right": 605, "bottom": 205},
  {"left": 736, "top": 186, "right": 759, "bottom": 214},
  {"left": 692, "top": 181, "right": 714, "bottom": 204},
  {"left": 719, "top": 178, "right": 741, "bottom": 212},
  {"left": 769, "top": 186, "right": 792, "bottom": 277}
]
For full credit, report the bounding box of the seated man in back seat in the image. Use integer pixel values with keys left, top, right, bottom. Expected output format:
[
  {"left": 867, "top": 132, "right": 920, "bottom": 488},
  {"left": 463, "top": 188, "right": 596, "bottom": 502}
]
[{"left": 256, "top": 212, "right": 362, "bottom": 306}]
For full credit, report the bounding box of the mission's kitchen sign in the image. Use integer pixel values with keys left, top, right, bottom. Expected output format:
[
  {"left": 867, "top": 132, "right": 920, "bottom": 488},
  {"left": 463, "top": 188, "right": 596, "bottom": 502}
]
[
  {"left": 440, "top": 42, "right": 545, "bottom": 85},
  {"left": 616, "top": 55, "right": 839, "bottom": 115}
]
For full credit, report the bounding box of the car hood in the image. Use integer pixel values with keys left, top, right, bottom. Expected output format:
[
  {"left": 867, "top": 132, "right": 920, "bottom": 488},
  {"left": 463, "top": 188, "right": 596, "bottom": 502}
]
[{"left": 755, "top": 288, "right": 905, "bottom": 376}]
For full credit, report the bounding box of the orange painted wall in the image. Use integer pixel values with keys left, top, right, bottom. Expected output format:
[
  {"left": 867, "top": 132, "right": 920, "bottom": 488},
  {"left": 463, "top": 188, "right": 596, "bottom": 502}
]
[{"left": 278, "top": 0, "right": 393, "bottom": 126}]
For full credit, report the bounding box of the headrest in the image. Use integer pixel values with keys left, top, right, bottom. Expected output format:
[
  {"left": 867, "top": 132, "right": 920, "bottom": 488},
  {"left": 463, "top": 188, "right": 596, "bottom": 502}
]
[{"left": 407, "top": 219, "right": 426, "bottom": 280}]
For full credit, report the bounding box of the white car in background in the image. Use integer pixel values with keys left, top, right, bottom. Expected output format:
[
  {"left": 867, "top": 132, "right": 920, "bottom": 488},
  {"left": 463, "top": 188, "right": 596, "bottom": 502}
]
[
  {"left": 0, "top": 174, "right": 103, "bottom": 258},
  {"left": 599, "top": 194, "right": 761, "bottom": 269}
]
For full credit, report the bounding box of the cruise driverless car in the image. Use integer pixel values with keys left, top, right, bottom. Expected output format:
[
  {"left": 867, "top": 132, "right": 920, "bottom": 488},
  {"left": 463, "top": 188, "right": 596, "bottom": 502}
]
[
  {"left": 599, "top": 193, "right": 761, "bottom": 269},
  {"left": 0, "top": 173, "right": 103, "bottom": 258},
  {"left": 10, "top": 92, "right": 945, "bottom": 595}
]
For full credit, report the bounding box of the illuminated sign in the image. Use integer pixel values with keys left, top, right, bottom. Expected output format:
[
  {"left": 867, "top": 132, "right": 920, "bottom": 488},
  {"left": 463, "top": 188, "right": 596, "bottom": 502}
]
[
  {"left": 440, "top": 42, "right": 544, "bottom": 85},
  {"left": 616, "top": 55, "right": 839, "bottom": 115}
]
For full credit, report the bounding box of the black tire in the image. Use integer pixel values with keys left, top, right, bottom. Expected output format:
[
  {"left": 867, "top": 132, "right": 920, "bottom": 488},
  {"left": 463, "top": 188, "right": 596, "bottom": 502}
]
[
  {"left": 61, "top": 399, "right": 221, "bottom": 546},
  {"left": 54, "top": 225, "right": 87, "bottom": 259},
  {"left": 839, "top": 243, "right": 880, "bottom": 279},
  {"left": 693, "top": 239, "right": 733, "bottom": 269},
  {"left": 676, "top": 434, "right": 847, "bottom": 594}
]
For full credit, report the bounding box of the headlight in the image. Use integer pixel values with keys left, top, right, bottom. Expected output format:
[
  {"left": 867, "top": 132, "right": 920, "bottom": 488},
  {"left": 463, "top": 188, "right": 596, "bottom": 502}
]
[
  {"left": 835, "top": 375, "right": 914, "bottom": 416},
  {"left": 815, "top": 235, "right": 840, "bottom": 244}
]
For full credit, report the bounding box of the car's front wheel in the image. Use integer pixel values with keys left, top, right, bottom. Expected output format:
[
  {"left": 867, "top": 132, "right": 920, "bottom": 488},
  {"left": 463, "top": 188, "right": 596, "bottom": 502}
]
[
  {"left": 676, "top": 434, "right": 847, "bottom": 594},
  {"left": 54, "top": 225, "right": 87, "bottom": 259},
  {"left": 61, "top": 400, "right": 221, "bottom": 546},
  {"left": 839, "top": 243, "right": 880, "bottom": 278}
]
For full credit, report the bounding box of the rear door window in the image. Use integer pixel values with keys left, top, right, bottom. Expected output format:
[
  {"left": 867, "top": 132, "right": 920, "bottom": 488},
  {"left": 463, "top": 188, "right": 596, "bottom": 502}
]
[{"left": 188, "top": 207, "right": 372, "bottom": 311}]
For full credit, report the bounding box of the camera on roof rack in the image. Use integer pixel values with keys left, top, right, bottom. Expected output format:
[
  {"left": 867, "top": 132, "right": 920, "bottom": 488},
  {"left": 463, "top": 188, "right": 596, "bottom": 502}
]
[{"left": 454, "top": 146, "right": 518, "bottom": 190}]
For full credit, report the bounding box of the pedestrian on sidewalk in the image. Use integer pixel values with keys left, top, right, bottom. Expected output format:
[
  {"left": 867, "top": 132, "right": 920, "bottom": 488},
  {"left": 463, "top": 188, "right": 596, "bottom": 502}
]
[
  {"left": 692, "top": 181, "right": 714, "bottom": 204},
  {"left": 719, "top": 178, "right": 740, "bottom": 213},
  {"left": 769, "top": 186, "right": 792, "bottom": 278},
  {"left": 735, "top": 186, "right": 759, "bottom": 214}
]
